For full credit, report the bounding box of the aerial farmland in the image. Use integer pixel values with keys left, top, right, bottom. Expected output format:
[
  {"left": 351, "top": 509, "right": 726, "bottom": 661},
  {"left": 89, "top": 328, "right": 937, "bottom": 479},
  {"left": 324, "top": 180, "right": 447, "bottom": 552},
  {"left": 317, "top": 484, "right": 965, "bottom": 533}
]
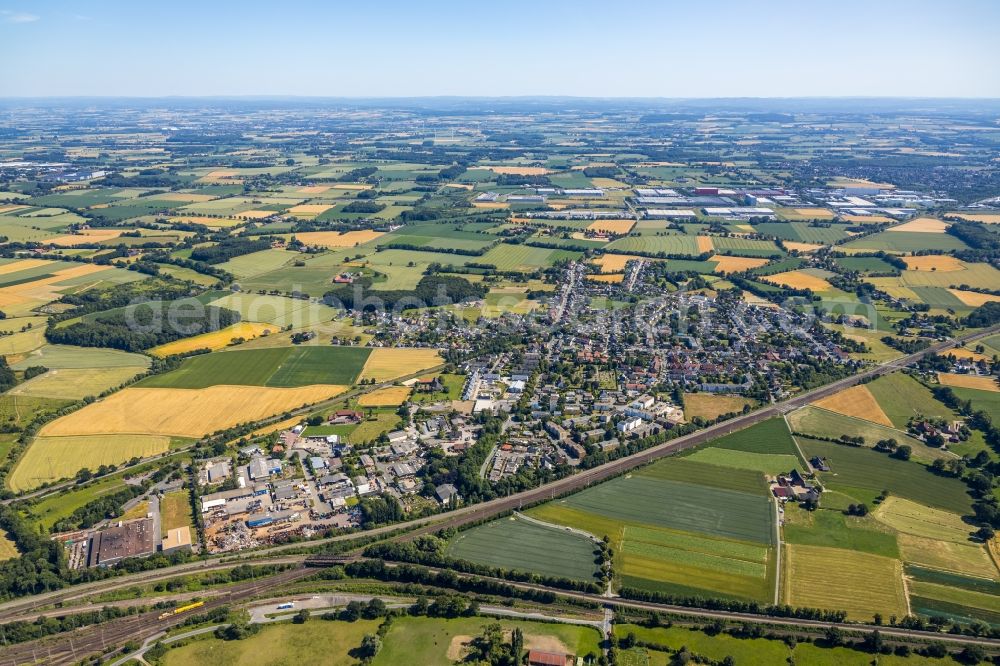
[{"left": 0, "top": 94, "right": 997, "bottom": 665}]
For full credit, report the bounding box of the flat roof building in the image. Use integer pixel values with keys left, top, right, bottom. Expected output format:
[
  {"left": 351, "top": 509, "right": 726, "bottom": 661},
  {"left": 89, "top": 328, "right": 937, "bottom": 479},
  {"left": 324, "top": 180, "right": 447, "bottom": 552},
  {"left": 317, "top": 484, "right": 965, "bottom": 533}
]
[
  {"left": 87, "top": 518, "right": 156, "bottom": 567},
  {"left": 162, "top": 526, "right": 193, "bottom": 554}
]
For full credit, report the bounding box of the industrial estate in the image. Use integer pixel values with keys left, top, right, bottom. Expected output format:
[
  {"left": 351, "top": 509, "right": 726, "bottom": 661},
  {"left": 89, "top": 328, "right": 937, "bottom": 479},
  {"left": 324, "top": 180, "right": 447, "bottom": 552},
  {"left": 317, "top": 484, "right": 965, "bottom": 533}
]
[{"left": 0, "top": 95, "right": 998, "bottom": 666}]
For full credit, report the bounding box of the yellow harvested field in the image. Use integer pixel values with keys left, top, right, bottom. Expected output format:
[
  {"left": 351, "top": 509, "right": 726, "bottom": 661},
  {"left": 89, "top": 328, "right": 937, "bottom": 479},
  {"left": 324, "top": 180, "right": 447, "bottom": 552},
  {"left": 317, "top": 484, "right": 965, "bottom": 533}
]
[
  {"left": 154, "top": 192, "right": 216, "bottom": 202},
  {"left": 827, "top": 178, "right": 895, "bottom": 190},
  {"left": 793, "top": 208, "right": 834, "bottom": 219},
  {"left": 592, "top": 254, "right": 643, "bottom": 273},
  {"left": 0, "top": 258, "right": 51, "bottom": 276},
  {"left": 149, "top": 322, "right": 276, "bottom": 357},
  {"left": 587, "top": 273, "right": 624, "bottom": 283},
  {"left": 903, "top": 255, "right": 964, "bottom": 272},
  {"left": 9, "top": 434, "right": 172, "bottom": 491},
  {"left": 812, "top": 385, "right": 893, "bottom": 427},
  {"left": 477, "top": 166, "right": 550, "bottom": 175},
  {"left": 46, "top": 229, "right": 126, "bottom": 246},
  {"left": 947, "top": 212, "right": 1000, "bottom": 224},
  {"left": 695, "top": 236, "right": 714, "bottom": 253},
  {"left": 357, "top": 385, "right": 412, "bottom": 407},
  {"left": 297, "top": 185, "right": 331, "bottom": 194},
  {"left": 941, "top": 347, "right": 991, "bottom": 363},
  {"left": 947, "top": 289, "right": 1000, "bottom": 307},
  {"left": 764, "top": 270, "right": 833, "bottom": 291},
  {"left": 783, "top": 241, "right": 824, "bottom": 253},
  {"left": 235, "top": 210, "right": 277, "bottom": 219},
  {"left": 40, "top": 385, "right": 350, "bottom": 439},
  {"left": 938, "top": 373, "right": 999, "bottom": 392},
  {"left": 897, "top": 533, "right": 997, "bottom": 579},
  {"left": 331, "top": 183, "right": 373, "bottom": 191},
  {"left": 472, "top": 201, "right": 510, "bottom": 209},
  {"left": 294, "top": 230, "right": 384, "bottom": 247},
  {"left": 710, "top": 255, "right": 768, "bottom": 273},
  {"left": 199, "top": 170, "right": 239, "bottom": 182},
  {"left": 889, "top": 217, "right": 949, "bottom": 233},
  {"left": 586, "top": 219, "right": 635, "bottom": 235},
  {"left": 0, "top": 205, "right": 28, "bottom": 214},
  {"left": 167, "top": 215, "right": 234, "bottom": 226},
  {"left": 683, "top": 393, "right": 753, "bottom": 421},
  {"left": 841, "top": 214, "right": 895, "bottom": 224},
  {"left": 287, "top": 203, "right": 333, "bottom": 216},
  {"left": 0, "top": 263, "right": 109, "bottom": 310},
  {"left": 358, "top": 348, "right": 443, "bottom": 382}
]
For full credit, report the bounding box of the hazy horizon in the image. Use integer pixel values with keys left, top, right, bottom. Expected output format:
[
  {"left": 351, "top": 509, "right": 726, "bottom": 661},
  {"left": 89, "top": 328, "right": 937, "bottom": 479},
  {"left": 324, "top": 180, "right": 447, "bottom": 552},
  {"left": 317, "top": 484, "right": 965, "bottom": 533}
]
[{"left": 2, "top": 0, "right": 998, "bottom": 98}]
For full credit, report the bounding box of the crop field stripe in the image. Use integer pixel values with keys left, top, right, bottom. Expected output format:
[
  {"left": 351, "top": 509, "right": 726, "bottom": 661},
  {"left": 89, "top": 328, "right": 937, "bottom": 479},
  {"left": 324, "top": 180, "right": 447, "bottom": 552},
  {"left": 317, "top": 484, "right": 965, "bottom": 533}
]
[
  {"left": 686, "top": 448, "right": 800, "bottom": 475},
  {"left": 559, "top": 475, "right": 774, "bottom": 544},
  {"left": 636, "top": 457, "right": 768, "bottom": 495},
  {"left": 621, "top": 539, "right": 767, "bottom": 578},
  {"left": 446, "top": 516, "right": 598, "bottom": 582}
]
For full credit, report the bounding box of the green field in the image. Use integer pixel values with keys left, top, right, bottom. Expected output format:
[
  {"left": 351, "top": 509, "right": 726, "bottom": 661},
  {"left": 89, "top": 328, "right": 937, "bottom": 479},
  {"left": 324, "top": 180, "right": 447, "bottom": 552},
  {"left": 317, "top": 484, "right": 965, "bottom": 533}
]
[
  {"left": 782, "top": 505, "right": 899, "bottom": 558},
  {"left": 163, "top": 619, "right": 382, "bottom": 666},
  {"left": 477, "top": 243, "right": 581, "bottom": 271},
  {"left": 867, "top": 372, "right": 957, "bottom": 428},
  {"left": 207, "top": 293, "right": 339, "bottom": 327},
  {"left": 373, "top": 616, "right": 601, "bottom": 666},
  {"left": 217, "top": 248, "right": 297, "bottom": 279},
  {"left": 710, "top": 236, "right": 783, "bottom": 257},
  {"left": 8, "top": 344, "right": 151, "bottom": 370},
  {"left": 526, "top": 457, "right": 775, "bottom": 601},
  {"left": 788, "top": 405, "right": 945, "bottom": 463},
  {"left": 757, "top": 222, "right": 850, "bottom": 244},
  {"left": 796, "top": 436, "right": 972, "bottom": 514},
  {"left": 606, "top": 234, "right": 700, "bottom": 256},
  {"left": 446, "top": 515, "right": 598, "bottom": 581},
  {"left": 844, "top": 231, "right": 968, "bottom": 252},
  {"left": 138, "top": 346, "right": 371, "bottom": 388},
  {"left": 833, "top": 256, "right": 900, "bottom": 274},
  {"left": 706, "top": 417, "right": 803, "bottom": 457},
  {"left": 686, "top": 448, "right": 798, "bottom": 475}
]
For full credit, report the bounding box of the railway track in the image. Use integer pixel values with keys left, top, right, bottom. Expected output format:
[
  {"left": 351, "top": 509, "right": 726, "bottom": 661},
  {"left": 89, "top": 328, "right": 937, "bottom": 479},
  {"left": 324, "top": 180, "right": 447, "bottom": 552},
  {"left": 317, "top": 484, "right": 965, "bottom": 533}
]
[{"left": 1, "top": 324, "right": 996, "bottom": 662}]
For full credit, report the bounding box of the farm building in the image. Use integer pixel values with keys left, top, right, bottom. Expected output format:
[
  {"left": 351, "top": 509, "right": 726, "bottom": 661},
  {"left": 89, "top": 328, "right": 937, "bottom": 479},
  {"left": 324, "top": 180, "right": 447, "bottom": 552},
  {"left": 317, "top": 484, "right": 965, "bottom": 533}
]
[
  {"left": 528, "top": 650, "right": 573, "bottom": 666},
  {"left": 435, "top": 483, "right": 459, "bottom": 506}
]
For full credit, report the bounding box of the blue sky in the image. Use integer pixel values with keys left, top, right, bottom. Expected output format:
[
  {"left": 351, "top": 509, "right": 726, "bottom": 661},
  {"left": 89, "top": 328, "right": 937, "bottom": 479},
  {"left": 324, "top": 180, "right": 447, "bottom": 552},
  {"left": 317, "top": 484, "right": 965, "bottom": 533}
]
[{"left": 1, "top": 0, "right": 998, "bottom": 97}]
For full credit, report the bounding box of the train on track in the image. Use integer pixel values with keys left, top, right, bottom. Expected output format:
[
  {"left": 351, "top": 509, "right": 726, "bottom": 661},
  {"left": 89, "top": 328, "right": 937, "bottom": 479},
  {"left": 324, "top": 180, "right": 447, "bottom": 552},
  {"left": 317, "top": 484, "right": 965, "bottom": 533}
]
[{"left": 158, "top": 600, "right": 205, "bottom": 620}]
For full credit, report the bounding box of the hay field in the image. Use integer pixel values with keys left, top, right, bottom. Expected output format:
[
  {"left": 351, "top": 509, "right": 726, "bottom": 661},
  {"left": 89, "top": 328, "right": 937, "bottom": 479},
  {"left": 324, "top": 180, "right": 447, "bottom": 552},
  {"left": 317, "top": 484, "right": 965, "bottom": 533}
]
[
  {"left": 683, "top": 393, "right": 755, "bottom": 421},
  {"left": 587, "top": 219, "right": 634, "bottom": 235},
  {"left": 938, "top": 373, "right": 999, "bottom": 392},
  {"left": 873, "top": 496, "right": 973, "bottom": 543},
  {"left": 592, "top": 253, "right": 643, "bottom": 273},
  {"left": 0, "top": 263, "right": 111, "bottom": 312},
  {"left": 948, "top": 289, "right": 1000, "bottom": 307},
  {"left": 166, "top": 215, "right": 242, "bottom": 227},
  {"left": 841, "top": 214, "right": 895, "bottom": 224},
  {"left": 587, "top": 273, "right": 624, "bottom": 283},
  {"left": 297, "top": 185, "right": 331, "bottom": 194},
  {"left": 903, "top": 255, "right": 964, "bottom": 272},
  {"left": 8, "top": 367, "right": 146, "bottom": 400},
  {"left": 359, "top": 348, "right": 443, "bottom": 382},
  {"left": 477, "top": 166, "right": 550, "bottom": 175},
  {"left": 711, "top": 255, "right": 769, "bottom": 273},
  {"left": 0, "top": 258, "right": 53, "bottom": 276},
  {"left": 39, "top": 384, "right": 350, "bottom": 439},
  {"left": 889, "top": 217, "right": 949, "bottom": 233},
  {"left": 46, "top": 229, "right": 126, "bottom": 246},
  {"left": 295, "top": 230, "right": 384, "bottom": 247},
  {"left": 763, "top": 269, "right": 833, "bottom": 292},
  {"left": 287, "top": 203, "right": 333, "bottom": 216},
  {"left": 357, "top": 385, "right": 412, "bottom": 407},
  {"left": 696, "top": 236, "right": 714, "bottom": 253},
  {"left": 783, "top": 543, "right": 907, "bottom": 620},
  {"left": 234, "top": 210, "right": 276, "bottom": 220},
  {"left": 811, "top": 385, "right": 893, "bottom": 427},
  {"left": 793, "top": 208, "right": 835, "bottom": 219},
  {"left": 947, "top": 212, "right": 1000, "bottom": 224},
  {"left": 151, "top": 192, "right": 216, "bottom": 203},
  {"left": 9, "top": 434, "right": 172, "bottom": 491},
  {"left": 149, "top": 321, "right": 276, "bottom": 357},
  {"left": 897, "top": 533, "right": 997, "bottom": 579},
  {"left": 783, "top": 242, "right": 823, "bottom": 253}
]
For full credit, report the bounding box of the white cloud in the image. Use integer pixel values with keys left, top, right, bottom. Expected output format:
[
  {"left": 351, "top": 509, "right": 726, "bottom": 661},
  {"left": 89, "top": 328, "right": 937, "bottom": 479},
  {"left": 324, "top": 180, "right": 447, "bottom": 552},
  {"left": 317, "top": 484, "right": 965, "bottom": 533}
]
[{"left": 1, "top": 10, "right": 40, "bottom": 23}]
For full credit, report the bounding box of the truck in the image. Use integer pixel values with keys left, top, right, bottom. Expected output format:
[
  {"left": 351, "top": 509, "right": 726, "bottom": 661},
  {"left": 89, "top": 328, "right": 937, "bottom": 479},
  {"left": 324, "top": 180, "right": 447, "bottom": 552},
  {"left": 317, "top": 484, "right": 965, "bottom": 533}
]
[{"left": 276, "top": 602, "right": 295, "bottom": 610}]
